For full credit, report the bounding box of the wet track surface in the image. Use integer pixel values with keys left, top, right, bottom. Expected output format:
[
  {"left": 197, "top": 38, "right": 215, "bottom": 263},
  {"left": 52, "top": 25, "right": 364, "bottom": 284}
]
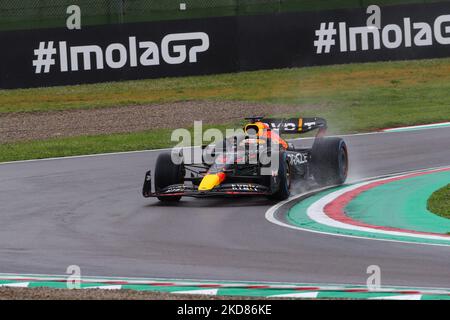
[{"left": 0, "top": 127, "right": 449, "bottom": 287}]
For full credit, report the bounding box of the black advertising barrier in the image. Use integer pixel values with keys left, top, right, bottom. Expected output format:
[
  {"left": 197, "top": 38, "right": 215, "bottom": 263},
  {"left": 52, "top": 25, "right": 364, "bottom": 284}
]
[
  {"left": 1, "top": 1, "right": 450, "bottom": 89},
  {"left": 0, "top": 17, "right": 239, "bottom": 89},
  {"left": 237, "top": 1, "right": 450, "bottom": 70}
]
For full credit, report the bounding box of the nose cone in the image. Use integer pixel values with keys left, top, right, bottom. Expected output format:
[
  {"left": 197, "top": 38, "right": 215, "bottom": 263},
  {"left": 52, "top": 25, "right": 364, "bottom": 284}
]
[{"left": 198, "top": 173, "right": 226, "bottom": 191}]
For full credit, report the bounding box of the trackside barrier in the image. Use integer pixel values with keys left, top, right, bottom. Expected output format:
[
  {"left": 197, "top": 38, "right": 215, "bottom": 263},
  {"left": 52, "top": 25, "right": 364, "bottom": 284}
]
[{"left": 1, "top": 2, "right": 450, "bottom": 88}]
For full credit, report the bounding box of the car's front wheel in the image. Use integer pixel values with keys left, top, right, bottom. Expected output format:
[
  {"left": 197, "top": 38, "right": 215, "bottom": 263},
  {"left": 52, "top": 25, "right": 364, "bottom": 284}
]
[
  {"left": 154, "top": 152, "right": 185, "bottom": 202},
  {"left": 268, "top": 151, "right": 291, "bottom": 201}
]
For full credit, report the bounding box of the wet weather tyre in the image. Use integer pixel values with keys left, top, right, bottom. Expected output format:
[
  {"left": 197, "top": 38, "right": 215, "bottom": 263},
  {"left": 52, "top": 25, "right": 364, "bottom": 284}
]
[
  {"left": 154, "top": 153, "right": 185, "bottom": 202},
  {"left": 268, "top": 152, "right": 291, "bottom": 201},
  {"left": 311, "top": 137, "right": 348, "bottom": 186}
]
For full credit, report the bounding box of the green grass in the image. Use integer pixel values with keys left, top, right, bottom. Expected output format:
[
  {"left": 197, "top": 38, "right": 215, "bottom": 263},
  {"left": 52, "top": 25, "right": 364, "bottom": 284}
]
[
  {"left": 0, "top": 124, "right": 235, "bottom": 163},
  {"left": 2, "top": 58, "right": 450, "bottom": 130},
  {"left": 427, "top": 184, "right": 450, "bottom": 219},
  {"left": 0, "top": 58, "right": 450, "bottom": 162},
  {"left": 0, "top": 130, "right": 174, "bottom": 163}
]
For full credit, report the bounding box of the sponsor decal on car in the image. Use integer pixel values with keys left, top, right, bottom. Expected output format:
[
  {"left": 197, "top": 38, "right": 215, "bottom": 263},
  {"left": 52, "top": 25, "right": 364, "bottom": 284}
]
[
  {"left": 231, "top": 184, "right": 260, "bottom": 192},
  {"left": 287, "top": 153, "right": 308, "bottom": 166},
  {"left": 165, "top": 185, "right": 186, "bottom": 193}
]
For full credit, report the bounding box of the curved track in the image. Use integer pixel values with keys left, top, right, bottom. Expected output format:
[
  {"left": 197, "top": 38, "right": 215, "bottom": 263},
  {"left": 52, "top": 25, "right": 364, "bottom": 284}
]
[{"left": 0, "top": 127, "right": 449, "bottom": 288}]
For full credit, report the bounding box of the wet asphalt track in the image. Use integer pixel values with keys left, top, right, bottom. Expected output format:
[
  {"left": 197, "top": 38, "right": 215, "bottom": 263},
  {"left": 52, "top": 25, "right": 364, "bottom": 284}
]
[{"left": 0, "top": 127, "right": 449, "bottom": 288}]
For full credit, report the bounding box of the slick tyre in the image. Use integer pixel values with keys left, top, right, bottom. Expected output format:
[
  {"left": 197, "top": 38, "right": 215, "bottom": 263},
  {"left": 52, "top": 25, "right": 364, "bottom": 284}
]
[
  {"left": 311, "top": 137, "right": 348, "bottom": 186},
  {"left": 154, "top": 152, "right": 185, "bottom": 202},
  {"left": 268, "top": 151, "right": 291, "bottom": 201}
]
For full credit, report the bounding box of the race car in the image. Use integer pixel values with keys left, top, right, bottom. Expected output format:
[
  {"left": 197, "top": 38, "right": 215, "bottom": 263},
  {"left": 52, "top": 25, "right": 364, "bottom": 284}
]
[{"left": 143, "top": 116, "right": 348, "bottom": 202}]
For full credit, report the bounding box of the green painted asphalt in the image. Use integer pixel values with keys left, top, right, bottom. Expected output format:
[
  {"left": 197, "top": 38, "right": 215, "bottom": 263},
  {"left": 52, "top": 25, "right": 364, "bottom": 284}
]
[
  {"left": 286, "top": 177, "right": 450, "bottom": 246},
  {"left": 345, "top": 171, "right": 450, "bottom": 234}
]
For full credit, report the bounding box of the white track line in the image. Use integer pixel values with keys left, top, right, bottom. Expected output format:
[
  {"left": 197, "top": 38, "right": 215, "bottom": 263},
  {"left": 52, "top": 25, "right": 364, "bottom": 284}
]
[
  {"left": 176, "top": 289, "right": 219, "bottom": 295},
  {"left": 0, "top": 129, "right": 402, "bottom": 166},
  {"left": 0, "top": 282, "right": 30, "bottom": 288},
  {"left": 84, "top": 285, "right": 122, "bottom": 290},
  {"left": 370, "top": 294, "right": 423, "bottom": 300},
  {"left": 271, "top": 292, "right": 319, "bottom": 298},
  {"left": 0, "top": 147, "right": 173, "bottom": 166},
  {"left": 382, "top": 122, "right": 450, "bottom": 132}
]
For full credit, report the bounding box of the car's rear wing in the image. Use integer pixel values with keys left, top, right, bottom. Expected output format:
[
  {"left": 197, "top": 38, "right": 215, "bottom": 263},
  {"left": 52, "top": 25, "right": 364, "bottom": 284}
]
[{"left": 262, "top": 117, "right": 327, "bottom": 135}]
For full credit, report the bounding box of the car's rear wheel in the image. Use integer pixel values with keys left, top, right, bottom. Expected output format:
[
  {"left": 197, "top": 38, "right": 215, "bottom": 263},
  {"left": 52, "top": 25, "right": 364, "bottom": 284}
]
[
  {"left": 268, "top": 151, "right": 291, "bottom": 201},
  {"left": 154, "top": 152, "right": 185, "bottom": 202},
  {"left": 311, "top": 137, "right": 348, "bottom": 186}
]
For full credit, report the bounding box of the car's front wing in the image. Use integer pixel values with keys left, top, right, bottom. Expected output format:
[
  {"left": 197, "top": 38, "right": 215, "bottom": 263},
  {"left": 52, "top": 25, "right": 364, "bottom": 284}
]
[{"left": 143, "top": 171, "right": 272, "bottom": 198}]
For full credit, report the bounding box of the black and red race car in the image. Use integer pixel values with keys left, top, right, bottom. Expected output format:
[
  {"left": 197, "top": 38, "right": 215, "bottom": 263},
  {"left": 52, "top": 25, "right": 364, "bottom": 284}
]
[{"left": 143, "top": 116, "right": 348, "bottom": 202}]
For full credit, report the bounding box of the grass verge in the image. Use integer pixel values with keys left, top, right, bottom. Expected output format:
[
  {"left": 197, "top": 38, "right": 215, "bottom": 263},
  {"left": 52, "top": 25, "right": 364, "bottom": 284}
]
[
  {"left": 427, "top": 184, "right": 450, "bottom": 220},
  {"left": 0, "top": 124, "right": 236, "bottom": 163},
  {"left": 2, "top": 58, "right": 450, "bottom": 121}
]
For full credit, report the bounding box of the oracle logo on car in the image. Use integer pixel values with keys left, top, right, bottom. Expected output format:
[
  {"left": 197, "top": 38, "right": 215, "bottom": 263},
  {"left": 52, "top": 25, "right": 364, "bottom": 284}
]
[{"left": 33, "top": 32, "right": 210, "bottom": 74}]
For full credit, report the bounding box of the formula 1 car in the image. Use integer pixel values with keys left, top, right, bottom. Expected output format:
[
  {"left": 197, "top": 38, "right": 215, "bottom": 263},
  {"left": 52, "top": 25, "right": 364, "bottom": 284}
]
[{"left": 143, "top": 116, "right": 348, "bottom": 202}]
